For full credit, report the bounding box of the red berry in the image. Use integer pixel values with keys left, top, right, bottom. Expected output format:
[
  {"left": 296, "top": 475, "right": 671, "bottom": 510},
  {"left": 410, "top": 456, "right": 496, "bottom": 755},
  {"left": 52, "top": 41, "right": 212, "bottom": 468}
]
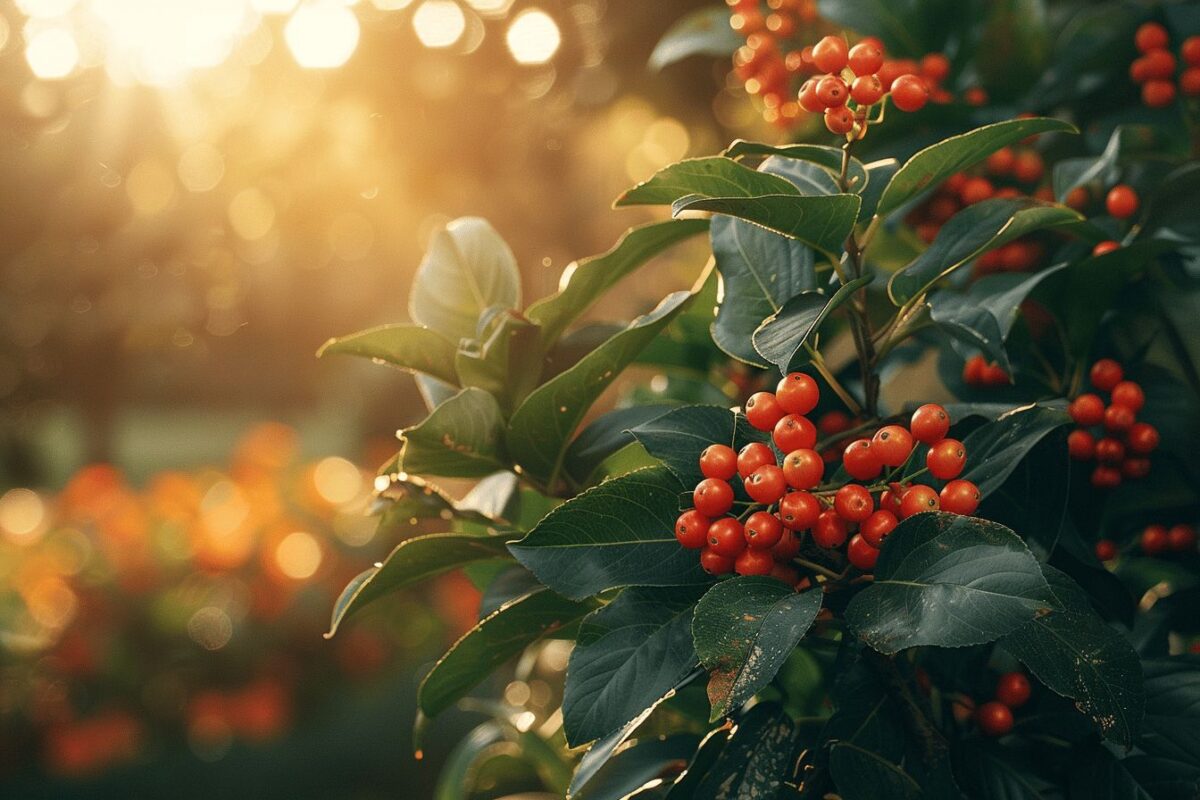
[
  {"left": 1106, "top": 185, "right": 1140, "bottom": 219},
  {"left": 1183, "top": 35, "right": 1200, "bottom": 66},
  {"left": 812, "top": 509, "right": 848, "bottom": 548},
  {"left": 1111, "top": 381, "right": 1145, "bottom": 412},
  {"left": 798, "top": 78, "right": 824, "bottom": 112},
  {"left": 1127, "top": 422, "right": 1159, "bottom": 454},
  {"left": 735, "top": 548, "right": 776, "bottom": 576},
  {"left": 843, "top": 439, "right": 883, "bottom": 481},
  {"left": 910, "top": 404, "right": 951, "bottom": 444},
  {"left": 816, "top": 74, "right": 849, "bottom": 108},
  {"left": 1095, "top": 437, "right": 1126, "bottom": 465},
  {"left": 675, "top": 510, "right": 711, "bottom": 549},
  {"left": 982, "top": 362, "right": 1010, "bottom": 386},
  {"left": 880, "top": 484, "right": 905, "bottom": 516},
  {"left": 976, "top": 701, "right": 1014, "bottom": 737},
  {"left": 700, "top": 444, "right": 739, "bottom": 481},
  {"left": 1069, "top": 393, "right": 1105, "bottom": 426},
  {"left": 1067, "top": 429, "right": 1096, "bottom": 460},
  {"left": 694, "top": 478, "right": 735, "bottom": 517},
  {"left": 1142, "top": 48, "right": 1177, "bottom": 80},
  {"left": 848, "top": 41, "right": 884, "bottom": 76},
  {"left": 939, "top": 479, "right": 980, "bottom": 515},
  {"left": 920, "top": 52, "right": 951, "bottom": 83},
  {"left": 783, "top": 449, "right": 824, "bottom": 490},
  {"left": 779, "top": 491, "right": 821, "bottom": 530},
  {"left": 1122, "top": 458, "right": 1151, "bottom": 479},
  {"left": 847, "top": 534, "right": 880, "bottom": 571},
  {"left": 926, "top": 439, "right": 967, "bottom": 480},
  {"left": 824, "top": 106, "right": 855, "bottom": 135},
  {"left": 776, "top": 372, "right": 820, "bottom": 415},
  {"left": 872, "top": 425, "right": 914, "bottom": 467},
  {"left": 701, "top": 547, "right": 735, "bottom": 575},
  {"left": 744, "top": 511, "right": 784, "bottom": 550},
  {"left": 899, "top": 485, "right": 940, "bottom": 518},
  {"left": 963, "top": 354, "right": 987, "bottom": 385},
  {"left": 861, "top": 509, "right": 898, "bottom": 547},
  {"left": 1103, "top": 404, "right": 1135, "bottom": 434},
  {"left": 1095, "top": 539, "right": 1118, "bottom": 561},
  {"left": 1091, "top": 465, "right": 1122, "bottom": 489},
  {"left": 995, "top": 672, "right": 1032, "bottom": 709},
  {"left": 850, "top": 74, "right": 885, "bottom": 106},
  {"left": 1135, "top": 22, "right": 1170, "bottom": 54},
  {"left": 1143, "top": 79, "right": 1178, "bottom": 108},
  {"left": 812, "top": 35, "right": 849, "bottom": 73},
  {"left": 774, "top": 414, "right": 817, "bottom": 452},
  {"left": 707, "top": 517, "right": 746, "bottom": 558},
  {"left": 770, "top": 562, "right": 799, "bottom": 585},
  {"left": 818, "top": 410, "right": 852, "bottom": 436},
  {"left": 960, "top": 177, "right": 994, "bottom": 205},
  {"left": 737, "top": 442, "right": 776, "bottom": 478},
  {"left": 1142, "top": 524, "right": 1169, "bottom": 555},
  {"left": 1093, "top": 240, "right": 1121, "bottom": 256},
  {"left": 746, "top": 392, "right": 785, "bottom": 431},
  {"left": 1131, "top": 56, "right": 1153, "bottom": 83},
  {"left": 1181, "top": 67, "right": 1200, "bottom": 96},
  {"left": 834, "top": 483, "right": 875, "bottom": 522},
  {"left": 890, "top": 74, "right": 929, "bottom": 112},
  {"left": 1013, "top": 150, "right": 1045, "bottom": 184},
  {"left": 1089, "top": 359, "right": 1124, "bottom": 392},
  {"left": 746, "top": 465, "right": 788, "bottom": 504},
  {"left": 1169, "top": 524, "right": 1198, "bottom": 552}
]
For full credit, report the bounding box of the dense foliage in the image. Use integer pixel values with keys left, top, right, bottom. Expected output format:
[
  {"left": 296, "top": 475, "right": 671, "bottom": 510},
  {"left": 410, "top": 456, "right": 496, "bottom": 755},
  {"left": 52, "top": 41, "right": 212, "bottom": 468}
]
[{"left": 325, "top": 1, "right": 1200, "bottom": 797}]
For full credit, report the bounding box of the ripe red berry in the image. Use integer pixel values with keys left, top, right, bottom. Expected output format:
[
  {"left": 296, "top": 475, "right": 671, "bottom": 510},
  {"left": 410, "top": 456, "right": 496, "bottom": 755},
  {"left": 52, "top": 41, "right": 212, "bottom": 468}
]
[
  {"left": 1089, "top": 358, "right": 1124, "bottom": 392},
  {"left": 834, "top": 483, "right": 875, "bottom": 522},
  {"left": 926, "top": 439, "right": 966, "bottom": 480},
  {"left": 1143, "top": 79, "right": 1178, "bottom": 108},
  {"left": 818, "top": 410, "right": 852, "bottom": 436},
  {"left": 1181, "top": 67, "right": 1200, "bottom": 96},
  {"left": 843, "top": 439, "right": 883, "bottom": 481},
  {"left": 959, "top": 177, "right": 994, "bottom": 205},
  {"left": 1135, "top": 21, "right": 1170, "bottom": 54},
  {"left": 1093, "top": 240, "right": 1121, "bottom": 256},
  {"left": 774, "top": 414, "right": 817, "bottom": 452},
  {"left": 744, "top": 511, "right": 784, "bottom": 550},
  {"left": 872, "top": 425, "right": 914, "bottom": 467},
  {"left": 707, "top": 517, "right": 746, "bottom": 558},
  {"left": 812, "top": 509, "right": 849, "bottom": 548},
  {"left": 700, "top": 444, "right": 738, "bottom": 480},
  {"left": 824, "top": 106, "right": 855, "bottom": 135},
  {"left": 812, "top": 35, "right": 849, "bottom": 73},
  {"left": 700, "top": 547, "right": 735, "bottom": 575},
  {"left": 1091, "top": 465, "right": 1122, "bottom": 489},
  {"left": 1111, "top": 381, "right": 1145, "bottom": 412},
  {"left": 1122, "top": 458, "right": 1151, "bottom": 479},
  {"left": 976, "top": 701, "right": 1014, "bottom": 737},
  {"left": 1131, "top": 55, "right": 1153, "bottom": 83},
  {"left": 738, "top": 442, "right": 776, "bottom": 478},
  {"left": 675, "top": 510, "right": 711, "bottom": 549},
  {"left": 1169, "top": 524, "right": 1197, "bottom": 553},
  {"left": 899, "top": 485, "right": 939, "bottom": 518},
  {"left": 1142, "top": 48, "right": 1177, "bottom": 80},
  {"left": 861, "top": 509, "right": 898, "bottom": 547},
  {"left": 783, "top": 448, "right": 824, "bottom": 490},
  {"left": 816, "top": 74, "right": 849, "bottom": 107},
  {"left": 1106, "top": 185, "right": 1140, "bottom": 219},
  {"left": 963, "top": 354, "right": 987, "bottom": 385},
  {"left": 848, "top": 41, "right": 884, "bottom": 76},
  {"left": 746, "top": 391, "right": 785, "bottom": 431},
  {"left": 772, "top": 528, "right": 801, "bottom": 561},
  {"left": 1067, "top": 429, "right": 1096, "bottom": 460},
  {"left": 798, "top": 78, "right": 824, "bottom": 112},
  {"left": 939, "top": 479, "right": 980, "bottom": 515},
  {"left": 735, "top": 547, "right": 775, "bottom": 576},
  {"left": 779, "top": 491, "right": 821, "bottom": 530},
  {"left": 920, "top": 52, "right": 951, "bottom": 83},
  {"left": 1127, "top": 422, "right": 1159, "bottom": 454},
  {"left": 776, "top": 372, "right": 820, "bottom": 414},
  {"left": 1095, "top": 437, "right": 1126, "bottom": 465},
  {"left": 850, "top": 74, "right": 884, "bottom": 106},
  {"left": 986, "top": 147, "right": 1015, "bottom": 175},
  {"left": 746, "top": 465, "right": 788, "bottom": 504},
  {"left": 1141, "top": 524, "right": 1169, "bottom": 555},
  {"left": 1069, "top": 394, "right": 1105, "bottom": 426},
  {"left": 1095, "top": 539, "right": 1118, "bottom": 561},
  {"left": 880, "top": 484, "right": 905, "bottom": 517},
  {"left": 890, "top": 74, "right": 929, "bottom": 112},
  {"left": 995, "top": 672, "right": 1032, "bottom": 709},
  {"left": 910, "top": 404, "right": 951, "bottom": 444},
  {"left": 694, "top": 478, "right": 735, "bottom": 517},
  {"left": 847, "top": 534, "right": 880, "bottom": 571},
  {"left": 1183, "top": 35, "right": 1200, "bottom": 66},
  {"left": 1013, "top": 150, "right": 1045, "bottom": 184},
  {"left": 1103, "top": 404, "right": 1135, "bottom": 434}
]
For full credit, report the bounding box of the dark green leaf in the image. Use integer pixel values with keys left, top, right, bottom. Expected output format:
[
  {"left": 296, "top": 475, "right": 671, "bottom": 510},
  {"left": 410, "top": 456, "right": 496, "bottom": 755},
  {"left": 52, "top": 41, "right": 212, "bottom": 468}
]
[
  {"left": 1140, "top": 657, "right": 1200, "bottom": 767},
  {"left": 692, "top": 578, "right": 823, "bottom": 720},
  {"left": 630, "top": 405, "right": 765, "bottom": 488},
  {"left": 845, "top": 513, "right": 1056, "bottom": 654},
  {"left": 830, "top": 742, "right": 921, "bottom": 800},
  {"left": 674, "top": 193, "right": 862, "bottom": 263},
  {"left": 617, "top": 157, "right": 799, "bottom": 207},
  {"left": 952, "top": 742, "right": 1055, "bottom": 800},
  {"left": 317, "top": 323, "right": 460, "bottom": 386},
  {"left": 1069, "top": 746, "right": 1160, "bottom": 800},
  {"left": 724, "top": 141, "right": 865, "bottom": 186},
  {"left": 691, "top": 703, "right": 799, "bottom": 800},
  {"left": 648, "top": 7, "right": 741, "bottom": 71},
  {"left": 816, "top": 0, "right": 961, "bottom": 57},
  {"left": 860, "top": 158, "right": 900, "bottom": 221},
  {"left": 575, "top": 734, "right": 701, "bottom": 800},
  {"left": 400, "top": 387, "right": 509, "bottom": 478},
  {"left": 960, "top": 402, "right": 1071, "bottom": 497},
  {"left": 564, "top": 404, "right": 677, "bottom": 487},
  {"left": 752, "top": 276, "right": 873, "bottom": 373}
]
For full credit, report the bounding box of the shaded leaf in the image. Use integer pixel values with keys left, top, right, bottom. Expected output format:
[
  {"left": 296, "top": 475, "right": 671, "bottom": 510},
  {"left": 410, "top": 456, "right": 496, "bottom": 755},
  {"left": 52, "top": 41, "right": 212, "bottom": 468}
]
[
  {"left": 673, "top": 193, "right": 862, "bottom": 263},
  {"left": 630, "top": 405, "right": 766, "bottom": 488},
  {"left": 564, "top": 404, "right": 678, "bottom": 487},
  {"left": 1140, "top": 657, "right": 1200, "bottom": 767},
  {"left": 830, "top": 742, "right": 921, "bottom": 800},
  {"left": 400, "top": 387, "right": 509, "bottom": 478},
  {"left": 318, "top": 323, "right": 460, "bottom": 386},
  {"left": 752, "top": 276, "right": 873, "bottom": 373},
  {"left": 648, "top": 7, "right": 741, "bottom": 71},
  {"left": 575, "top": 734, "right": 702, "bottom": 800},
  {"left": 691, "top": 703, "right": 799, "bottom": 800},
  {"left": 960, "top": 402, "right": 1071, "bottom": 498},
  {"left": 617, "top": 157, "right": 799, "bottom": 207}
]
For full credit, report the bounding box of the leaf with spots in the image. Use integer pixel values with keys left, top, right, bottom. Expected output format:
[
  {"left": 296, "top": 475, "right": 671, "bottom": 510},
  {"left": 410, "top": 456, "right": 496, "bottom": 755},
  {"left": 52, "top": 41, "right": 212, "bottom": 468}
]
[
  {"left": 692, "top": 577, "right": 823, "bottom": 721},
  {"left": 690, "top": 702, "right": 800, "bottom": 800}
]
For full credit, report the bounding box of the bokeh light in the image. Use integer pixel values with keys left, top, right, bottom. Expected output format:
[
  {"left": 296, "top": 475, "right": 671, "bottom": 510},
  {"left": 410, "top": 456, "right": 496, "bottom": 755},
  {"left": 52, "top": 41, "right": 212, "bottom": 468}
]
[
  {"left": 505, "top": 8, "right": 560, "bottom": 65},
  {"left": 0, "top": 488, "right": 48, "bottom": 543},
  {"left": 412, "top": 0, "right": 466, "bottom": 49},
  {"left": 274, "top": 531, "right": 322, "bottom": 579},
  {"left": 24, "top": 25, "right": 80, "bottom": 79},
  {"left": 464, "top": 0, "right": 512, "bottom": 18},
  {"left": 313, "top": 457, "right": 363, "bottom": 505},
  {"left": 285, "top": 2, "right": 361, "bottom": 69}
]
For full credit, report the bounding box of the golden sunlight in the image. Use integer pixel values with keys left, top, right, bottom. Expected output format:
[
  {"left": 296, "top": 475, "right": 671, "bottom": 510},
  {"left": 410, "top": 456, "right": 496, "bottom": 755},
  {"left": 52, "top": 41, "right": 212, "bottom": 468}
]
[{"left": 505, "top": 8, "right": 560, "bottom": 65}]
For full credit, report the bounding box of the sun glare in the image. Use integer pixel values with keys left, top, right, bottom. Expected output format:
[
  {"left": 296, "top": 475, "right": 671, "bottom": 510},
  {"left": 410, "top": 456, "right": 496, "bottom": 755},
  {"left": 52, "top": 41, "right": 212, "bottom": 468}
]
[
  {"left": 412, "top": 0, "right": 466, "bottom": 49},
  {"left": 24, "top": 25, "right": 80, "bottom": 79},
  {"left": 505, "top": 8, "right": 560, "bottom": 65},
  {"left": 285, "top": 2, "right": 361, "bottom": 69}
]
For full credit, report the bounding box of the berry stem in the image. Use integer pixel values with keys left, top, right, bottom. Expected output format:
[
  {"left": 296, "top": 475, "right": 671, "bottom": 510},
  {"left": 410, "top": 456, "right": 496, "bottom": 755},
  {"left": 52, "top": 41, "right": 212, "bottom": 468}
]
[
  {"left": 805, "top": 344, "right": 863, "bottom": 416},
  {"left": 836, "top": 138, "right": 882, "bottom": 417},
  {"left": 792, "top": 557, "right": 843, "bottom": 580}
]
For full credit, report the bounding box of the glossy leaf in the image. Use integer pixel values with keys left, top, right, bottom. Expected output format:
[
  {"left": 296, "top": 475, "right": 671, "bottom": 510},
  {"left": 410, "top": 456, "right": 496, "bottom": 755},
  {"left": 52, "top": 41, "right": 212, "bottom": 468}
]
[
  {"left": 399, "top": 387, "right": 509, "bottom": 478},
  {"left": 630, "top": 405, "right": 765, "bottom": 488},
  {"left": 648, "top": 7, "right": 740, "bottom": 71},
  {"left": 845, "top": 513, "right": 1057, "bottom": 654},
  {"left": 692, "top": 578, "right": 823, "bottom": 721},
  {"left": 960, "top": 402, "right": 1072, "bottom": 498},
  {"left": 563, "top": 404, "right": 677, "bottom": 487},
  {"left": 724, "top": 141, "right": 866, "bottom": 186},
  {"left": 673, "top": 193, "right": 862, "bottom": 263},
  {"left": 317, "top": 323, "right": 460, "bottom": 386},
  {"left": 574, "top": 734, "right": 702, "bottom": 800},
  {"left": 454, "top": 313, "right": 543, "bottom": 408},
  {"left": 752, "top": 276, "right": 873, "bottom": 373},
  {"left": 616, "top": 157, "right": 799, "bottom": 207}
]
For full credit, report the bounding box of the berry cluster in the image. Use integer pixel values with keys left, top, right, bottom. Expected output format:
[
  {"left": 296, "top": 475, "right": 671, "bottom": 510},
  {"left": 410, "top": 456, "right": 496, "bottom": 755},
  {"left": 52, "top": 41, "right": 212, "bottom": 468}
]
[
  {"left": 1066, "top": 359, "right": 1158, "bottom": 489},
  {"left": 1129, "top": 22, "right": 1200, "bottom": 107},
  {"left": 1095, "top": 523, "right": 1196, "bottom": 561},
  {"left": 674, "top": 378, "right": 979, "bottom": 583},
  {"left": 727, "top": 0, "right": 821, "bottom": 127},
  {"left": 975, "top": 671, "right": 1032, "bottom": 737},
  {"left": 962, "top": 355, "right": 1010, "bottom": 387}
]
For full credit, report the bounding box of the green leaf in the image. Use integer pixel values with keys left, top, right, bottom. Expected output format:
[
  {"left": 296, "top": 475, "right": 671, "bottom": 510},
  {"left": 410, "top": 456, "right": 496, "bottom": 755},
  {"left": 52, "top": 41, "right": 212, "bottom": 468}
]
[
  {"left": 574, "top": 734, "right": 702, "bottom": 800},
  {"left": 1140, "top": 657, "right": 1200, "bottom": 766},
  {"left": 508, "top": 467, "right": 710, "bottom": 600},
  {"left": 692, "top": 578, "right": 823, "bottom": 721},
  {"left": 564, "top": 588, "right": 701, "bottom": 747},
  {"left": 616, "top": 157, "right": 800, "bottom": 208},
  {"left": 648, "top": 7, "right": 740, "bottom": 71},
  {"left": 960, "top": 402, "right": 1071, "bottom": 498},
  {"left": 371, "top": 473, "right": 493, "bottom": 534},
  {"left": 507, "top": 292, "right": 692, "bottom": 483},
  {"left": 399, "top": 388, "right": 508, "bottom": 478},
  {"left": 875, "top": 118, "right": 1077, "bottom": 219},
  {"left": 816, "top": 0, "right": 961, "bottom": 57},
  {"left": 691, "top": 703, "right": 799, "bottom": 799},
  {"left": 860, "top": 158, "right": 900, "bottom": 221},
  {"left": 527, "top": 220, "right": 710, "bottom": 345},
  {"left": 830, "top": 742, "right": 922, "bottom": 800},
  {"left": 724, "top": 141, "right": 867, "bottom": 188},
  {"left": 630, "top": 405, "right": 766, "bottom": 488},
  {"left": 845, "top": 513, "right": 1057, "bottom": 654},
  {"left": 1001, "top": 565, "right": 1143, "bottom": 747},
  {"left": 752, "top": 276, "right": 873, "bottom": 373},
  {"left": 952, "top": 742, "right": 1056, "bottom": 800},
  {"left": 887, "top": 199, "right": 1082, "bottom": 305},
  {"left": 317, "top": 323, "right": 460, "bottom": 386},
  {"left": 409, "top": 217, "right": 521, "bottom": 343},
  {"left": 325, "top": 533, "right": 513, "bottom": 637},
  {"left": 564, "top": 404, "right": 677, "bottom": 487},
  {"left": 454, "top": 313, "right": 544, "bottom": 409},
  {"left": 709, "top": 213, "right": 817, "bottom": 367},
  {"left": 418, "top": 587, "right": 592, "bottom": 718}
]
